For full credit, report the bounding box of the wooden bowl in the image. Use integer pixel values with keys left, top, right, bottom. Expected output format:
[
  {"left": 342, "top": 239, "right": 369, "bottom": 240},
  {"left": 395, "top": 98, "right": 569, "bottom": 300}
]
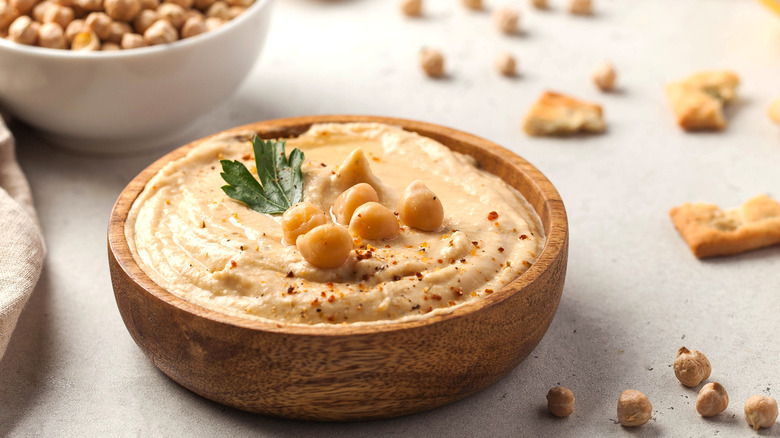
[{"left": 108, "top": 115, "right": 568, "bottom": 421}]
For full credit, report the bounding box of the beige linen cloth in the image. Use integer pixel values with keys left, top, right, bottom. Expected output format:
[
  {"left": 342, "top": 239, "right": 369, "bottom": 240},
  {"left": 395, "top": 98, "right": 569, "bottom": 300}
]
[{"left": 0, "top": 117, "right": 45, "bottom": 361}]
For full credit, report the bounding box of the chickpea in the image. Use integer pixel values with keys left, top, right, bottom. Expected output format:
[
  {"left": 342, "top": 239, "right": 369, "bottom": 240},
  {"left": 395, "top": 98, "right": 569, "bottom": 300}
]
[
  {"left": 349, "top": 202, "right": 400, "bottom": 241},
  {"left": 592, "top": 61, "right": 616, "bottom": 92},
  {"left": 143, "top": 17, "right": 176, "bottom": 44},
  {"left": 101, "top": 41, "right": 120, "bottom": 49},
  {"left": 132, "top": 8, "right": 157, "bottom": 33},
  {"left": 139, "top": 0, "right": 158, "bottom": 9},
  {"left": 73, "top": 0, "right": 102, "bottom": 12},
  {"left": 769, "top": 97, "right": 780, "bottom": 125},
  {"left": 192, "top": 0, "right": 214, "bottom": 11},
  {"left": 546, "top": 387, "right": 575, "bottom": 418},
  {"left": 745, "top": 395, "right": 778, "bottom": 430},
  {"left": 224, "top": 0, "right": 249, "bottom": 6},
  {"left": 495, "top": 52, "right": 517, "bottom": 77},
  {"left": 43, "top": 4, "right": 75, "bottom": 29},
  {"left": 398, "top": 180, "right": 443, "bottom": 231},
  {"left": 120, "top": 30, "right": 145, "bottom": 48},
  {"left": 0, "top": 1, "right": 20, "bottom": 32},
  {"left": 569, "top": 0, "right": 592, "bottom": 15},
  {"left": 64, "top": 17, "right": 83, "bottom": 42},
  {"left": 84, "top": 11, "right": 111, "bottom": 39},
  {"left": 53, "top": 0, "right": 74, "bottom": 7},
  {"left": 180, "top": 13, "right": 204, "bottom": 37},
  {"left": 38, "top": 22, "right": 67, "bottom": 48},
  {"left": 674, "top": 346, "right": 711, "bottom": 387},
  {"left": 493, "top": 7, "right": 519, "bottom": 35},
  {"left": 157, "top": 2, "right": 185, "bottom": 29},
  {"left": 696, "top": 382, "right": 728, "bottom": 417},
  {"left": 166, "top": 0, "right": 192, "bottom": 8},
  {"left": 419, "top": 47, "right": 444, "bottom": 78},
  {"left": 461, "top": 0, "right": 481, "bottom": 10},
  {"left": 205, "top": 0, "right": 228, "bottom": 19},
  {"left": 9, "top": 0, "right": 34, "bottom": 15},
  {"left": 104, "top": 0, "right": 141, "bottom": 21},
  {"left": 530, "top": 0, "right": 547, "bottom": 9},
  {"left": 71, "top": 29, "right": 99, "bottom": 50},
  {"left": 8, "top": 15, "right": 39, "bottom": 45},
  {"left": 333, "top": 183, "right": 379, "bottom": 225},
  {"left": 296, "top": 224, "right": 352, "bottom": 269},
  {"left": 617, "top": 389, "right": 652, "bottom": 427},
  {"left": 281, "top": 202, "right": 327, "bottom": 246},
  {"left": 32, "top": 1, "right": 53, "bottom": 21},
  {"left": 399, "top": 0, "right": 421, "bottom": 17},
  {"left": 105, "top": 20, "right": 130, "bottom": 43},
  {"left": 203, "top": 15, "right": 221, "bottom": 30},
  {"left": 226, "top": 5, "right": 242, "bottom": 18}
]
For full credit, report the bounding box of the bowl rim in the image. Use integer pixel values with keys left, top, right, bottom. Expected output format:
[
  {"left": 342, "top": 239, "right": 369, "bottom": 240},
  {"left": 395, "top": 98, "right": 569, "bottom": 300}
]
[
  {"left": 108, "top": 115, "right": 568, "bottom": 337},
  {"left": 0, "top": 0, "right": 271, "bottom": 59}
]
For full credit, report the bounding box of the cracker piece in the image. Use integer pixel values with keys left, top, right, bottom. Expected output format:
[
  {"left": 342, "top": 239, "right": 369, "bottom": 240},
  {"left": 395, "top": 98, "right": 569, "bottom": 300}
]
[
  {"left": 522, "top": 91, "right": 605, "bottom": 136},
  {"left": 669, "top": 194, "right": 780, "bottom": 258},
  {"left": 665, "top": 70, "right": 740, "bottom": 131}
]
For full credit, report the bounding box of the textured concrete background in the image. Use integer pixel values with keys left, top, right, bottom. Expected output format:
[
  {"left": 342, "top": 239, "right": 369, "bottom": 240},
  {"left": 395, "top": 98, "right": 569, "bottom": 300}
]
[{"left": 2, "top": 0, "right": 780, "bottom": 436}]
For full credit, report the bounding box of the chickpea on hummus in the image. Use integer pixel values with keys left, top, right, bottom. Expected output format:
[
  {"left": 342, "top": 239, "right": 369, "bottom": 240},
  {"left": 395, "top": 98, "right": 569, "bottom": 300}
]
[{"left": 126, "top": 123, "right": 544, "bottom": 325}]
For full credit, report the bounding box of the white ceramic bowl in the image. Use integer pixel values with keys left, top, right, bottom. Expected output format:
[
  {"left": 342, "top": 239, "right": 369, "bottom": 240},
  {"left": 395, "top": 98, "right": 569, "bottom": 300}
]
[{"left": 0, "top": 0, "right": 273, "bottom": 153}]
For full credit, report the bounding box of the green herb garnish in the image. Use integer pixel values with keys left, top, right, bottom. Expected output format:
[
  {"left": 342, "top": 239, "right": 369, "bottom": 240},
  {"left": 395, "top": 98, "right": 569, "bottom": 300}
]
[{"left": 219, "top": 136, "right": 304, "bottom": 214}]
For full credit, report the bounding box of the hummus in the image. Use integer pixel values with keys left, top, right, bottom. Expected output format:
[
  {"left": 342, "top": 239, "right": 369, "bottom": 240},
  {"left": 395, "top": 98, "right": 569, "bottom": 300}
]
[{"left": 126, "top": 123, "right": 544, "bottom": 325}]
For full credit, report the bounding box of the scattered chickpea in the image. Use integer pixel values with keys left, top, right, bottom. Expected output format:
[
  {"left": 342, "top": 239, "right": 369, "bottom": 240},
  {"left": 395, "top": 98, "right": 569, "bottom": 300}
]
[
  {"left": 461, "top": 0, "right": 481, "bottom": 10},
  {"left": 71, "top": 28, "right": 99, "bottom": 50},
  {"left": 205, "top": 0, "right": 229, "bottom": 19},
  {"left": 37, "top": 21, "right": 67, "bottom": 48},
  {"left": 419, "top": 47, "right": 445, "bottom": 78},
  {"left": 132, "top": 8, "right": 157, "bottom": 33},
  {"left": 546, "top": 387, "right": 575, "bottom": 418},
  {"left": 349, "top": 202, "right": 400, "bottom": 241},
  {"left": 84, "top": 11, "right": 112, "bottom": 39},
  {"left": 120, "top": 30, "right": 145, "bottom": 48},
  {"left": 333, "top": 183, "right": 379, "bottom": 226},
  {"left": 180, "top": 14, "right": 205, "bottom": 38},
  {"left": 296, "top": 224, "right": 353, "bottom": 269},
  {"left": 158, "top": 2, "right": 186, "bottom": 29},
  {"left": 143, "top": 17, "right": 176, "bottom": 44},
  {"left": 768, "top": 97, "right": 780, "bottom": 125},
  {"left": 105, "top": 20, "right": 131, "bottom": 43},
  {"left": 617, "top": 389, "right": 652, "bottom": 427},
  {"left": 103, "top": 0, "right": 141, "bottom": 21},
  {"left": 569, "top": 0, "right": 592, "bottom": 15},
  {"left": 696, "top": 383, "right": 728, "bottom": 417},
  {"left": 493, "top": 7, "right": 519, "bottom": 35},
  {"left": 530, "top": 0, "right": 547, "bottom": 10},
  {"left": 744, "top": 395, "right": 778, "bottom": 430},
  {"left": 674, "top": 347, "right": 711, "bottom": 387},
  {"left": 592, "top": 61, "right": 616, "bottom": 92},
  {"left": 495, "top": 52, "right": 517, "bottom": 77},
  {"left": 281, "top": 202, "right": 327, "bottom": 246},
  {"left": 398, "top": 180, "right": 443, "bottom": 231},
  {"left": 399, "top": 0, "right": 421, "bottom": 17},
  {"left": 10, "top": 0, "right": 35, "bottom": 15},
  {"left": 42, "top": 4, "right": 74, "bottom": 29},
  {"left": 8, "top": 15, "right": 38, "bottom": 44}
]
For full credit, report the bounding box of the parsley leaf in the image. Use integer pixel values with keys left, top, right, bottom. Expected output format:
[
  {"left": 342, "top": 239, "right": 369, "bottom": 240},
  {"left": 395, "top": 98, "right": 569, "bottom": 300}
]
[{"left": 220, "top": 136, "right": 304, "bottom": 214}]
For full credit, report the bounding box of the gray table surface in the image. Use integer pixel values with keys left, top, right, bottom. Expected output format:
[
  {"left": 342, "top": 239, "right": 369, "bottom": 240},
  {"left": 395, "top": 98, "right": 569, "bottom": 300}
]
[{"left": 3, "top": 0, "right": 780, "bottom": 436}]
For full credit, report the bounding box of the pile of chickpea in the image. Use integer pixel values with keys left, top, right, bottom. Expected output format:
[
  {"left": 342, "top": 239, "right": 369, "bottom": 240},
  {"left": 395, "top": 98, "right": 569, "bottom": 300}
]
[
  {"left": 281, "top": 180, "right": 444, "bottom": 269},
  {"left": 0, "top": 0, "right": 253, "bottom": 51},
  {"left": 546, "top": 347, "right": 779, "bottom": 431}
]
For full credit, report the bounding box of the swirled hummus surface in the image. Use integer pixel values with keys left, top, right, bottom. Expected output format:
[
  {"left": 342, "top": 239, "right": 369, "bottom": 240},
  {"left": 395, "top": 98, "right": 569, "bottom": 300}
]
[{"left": 126, "top": 123, "right": 544, "bottom": 325}]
